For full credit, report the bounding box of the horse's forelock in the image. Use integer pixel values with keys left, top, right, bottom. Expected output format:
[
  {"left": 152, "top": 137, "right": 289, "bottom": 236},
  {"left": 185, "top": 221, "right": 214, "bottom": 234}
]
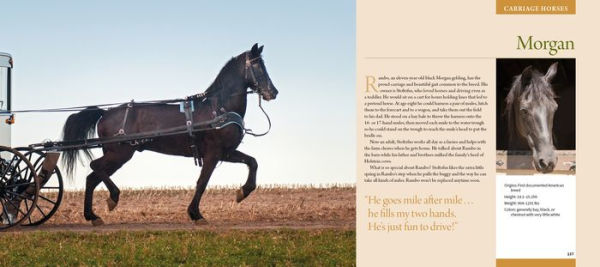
[
  {"left": 526, "top": 70, "right": 557, "bottom": 107},
  {"left": 505, "top": 68, "right": 558, "bottom": 145}
]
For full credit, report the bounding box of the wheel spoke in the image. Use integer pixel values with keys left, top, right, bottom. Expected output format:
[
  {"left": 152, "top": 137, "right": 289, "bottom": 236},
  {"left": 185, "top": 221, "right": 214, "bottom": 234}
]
[
  {"left": 24, "top": 199, "right": 32, "bottom": 224},
  {"left": 0, "top": 162, "right": 12, "bottom": 181},
  {"left": 8, "top": 164, "right": 28, "bottom": 183},
  {"left": 35, "top": 204, "right": 46, "bottom": 218},
  {"left": 0, "top": 155, "right": 18, "bottom": 179},
  {"left": 34, "top": 165, "right": 42, "bottom": 178},
  {"left": 20, "top": 162, "right": 29, "bottom": 181},
  {"left": 0, "top": 199, "right": 10, "bottom": 222},
  {"left": 39, "top": 195, "right": 57, "bottom": 205},
  {"left": 16, "top": 163, "right": 31, "bottom": 176},
  {"left": 3, "top": 196, "right": 28, "bottom": 217},
  {"left": 4, "top": 189, "right": 35, "bottom": 201},
  {"left": 3, "top": 181, "right": 36, "bottom": 188},
  {"left": 0, "top": 163, "right": 12, "bottom": 181}
]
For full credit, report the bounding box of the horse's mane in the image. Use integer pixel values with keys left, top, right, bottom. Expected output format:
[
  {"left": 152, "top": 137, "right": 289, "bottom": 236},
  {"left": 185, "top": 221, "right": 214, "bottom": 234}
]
[
  {"left": 202, "top": 53, "right": 246, "bottom": 95},
  {"left": 504, "top": 68, "right": 557, "bottom": 147}
]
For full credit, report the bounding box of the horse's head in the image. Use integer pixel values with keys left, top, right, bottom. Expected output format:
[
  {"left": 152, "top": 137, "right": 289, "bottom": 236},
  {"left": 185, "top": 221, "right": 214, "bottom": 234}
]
[
  {"left": 244, "top": 44, "right": 278, "bottom": 101},
  {"left": 509, "top": 62, "right": 559, "bottom": 173}
]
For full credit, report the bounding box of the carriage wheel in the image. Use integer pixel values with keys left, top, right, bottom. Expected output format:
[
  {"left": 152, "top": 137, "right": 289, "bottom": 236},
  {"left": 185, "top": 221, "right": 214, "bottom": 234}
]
[
  {"left": 0, "top": 146, "right": 40, "bottom": 230},
  {"left": 15, "top": 148, "right": 64, "bottom": 226}
]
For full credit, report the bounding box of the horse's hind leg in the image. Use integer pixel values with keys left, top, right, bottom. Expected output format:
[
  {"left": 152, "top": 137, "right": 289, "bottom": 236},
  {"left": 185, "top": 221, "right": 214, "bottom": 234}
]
[
  {"left": 83, "top": 148, "right": 134, "bottom": 225},
  {"left": 83, "top": 172, "right": 103, "bottom": 225},
  {"left": 223, "top": 150, "right": 257, "bottom": 203},
  {"left": 91, "top": 148, "right": 135, "bottom": 211},
  {"left": 83, "top": 168, "right": 121, "bottom": 226}
]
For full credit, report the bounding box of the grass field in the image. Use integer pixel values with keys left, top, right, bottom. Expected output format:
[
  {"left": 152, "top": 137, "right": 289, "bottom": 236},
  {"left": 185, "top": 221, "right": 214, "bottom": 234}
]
[
  {"left": 0, "top": 229, "right": 355, "bottom": 266},
  {"left": 2, "top": 186, "right": 356, "bottom": 265}
]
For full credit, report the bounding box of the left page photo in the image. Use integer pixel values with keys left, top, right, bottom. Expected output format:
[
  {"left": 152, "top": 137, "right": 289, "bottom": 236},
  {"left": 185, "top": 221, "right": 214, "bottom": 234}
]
[{"left": 0, "top": 1, "right": 356, "bottom": 266}]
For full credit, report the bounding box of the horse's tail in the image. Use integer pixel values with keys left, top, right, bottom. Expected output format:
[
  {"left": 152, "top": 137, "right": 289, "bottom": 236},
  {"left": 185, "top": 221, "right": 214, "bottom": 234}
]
[{"left": 61, "top": 106, "right": 105, "bottom": 178}]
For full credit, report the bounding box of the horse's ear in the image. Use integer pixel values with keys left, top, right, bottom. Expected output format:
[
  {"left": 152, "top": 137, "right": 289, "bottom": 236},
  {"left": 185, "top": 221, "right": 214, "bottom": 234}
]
[
  {"left": 258, "top": 45, "right": 264, "bottom": 55},
  {"left": 545, "top": 62, "right": 558, "bottom": 82},
  {"left": 251, "top": 43, "right": 259, "bottom": 56},
  {"left": 521, "top": 65, "right": 533, "bottom": 87}
]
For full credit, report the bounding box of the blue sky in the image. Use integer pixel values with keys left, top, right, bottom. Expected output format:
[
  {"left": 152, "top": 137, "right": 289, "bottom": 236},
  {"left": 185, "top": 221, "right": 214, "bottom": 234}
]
[{"left": 0, "top": 1, "right": 356, "bottom": 189}]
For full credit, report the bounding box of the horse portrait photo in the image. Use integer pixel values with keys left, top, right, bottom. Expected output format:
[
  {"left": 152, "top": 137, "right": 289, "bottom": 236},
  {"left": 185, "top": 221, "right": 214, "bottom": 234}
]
[{"left": 496, "top": 59, "right": 575, "bottom": 174}]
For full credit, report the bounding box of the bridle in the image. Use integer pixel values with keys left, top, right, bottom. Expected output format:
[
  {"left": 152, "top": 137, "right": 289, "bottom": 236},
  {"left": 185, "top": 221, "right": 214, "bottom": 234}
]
[
  {"left": 193, "top": 52, "right": 272, "bottom": 137},
  {"left": 245, "top": 54, "right": 261, "bottom": 90},
  {"left": 244, "top": 53, "right": 274, "bottom": 98},
  {"left": 243, "top": 53, "right": 272, "bottom": 137}
]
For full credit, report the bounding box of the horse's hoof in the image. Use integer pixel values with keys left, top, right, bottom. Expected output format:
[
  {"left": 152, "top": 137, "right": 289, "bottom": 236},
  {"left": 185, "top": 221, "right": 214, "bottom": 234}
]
[
  {"left": 236, "top": 188, "right": 245, "bottom": 203},
  {"left": 92, "top": 218, "right": 104, "bottom": 226},
  {"left": 194, "top": 218, "right": 208, "bottom": 226},
  {"left": 107, "top": 198, "right": 118, "bottom": 211}
]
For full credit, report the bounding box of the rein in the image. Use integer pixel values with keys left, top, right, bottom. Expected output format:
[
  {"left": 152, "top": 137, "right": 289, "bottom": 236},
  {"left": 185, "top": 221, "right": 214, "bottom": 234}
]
[
  {"left": 4, "top": 98, "right": 186, "bottom": 113},
  {"left": 5, "top": 93, "right": 272, "bottom": 137},
  {"left": 244, "top": 94, "right": 272, "bottom": 137},
  {"left": 3, "top": 52, "right": 273, "bottom": 138}
]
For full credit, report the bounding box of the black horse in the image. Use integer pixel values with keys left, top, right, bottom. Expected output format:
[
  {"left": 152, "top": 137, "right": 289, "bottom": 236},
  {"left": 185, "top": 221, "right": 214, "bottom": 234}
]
[{"left": 62, "top": 44, "right": 278, "bottom": 225}]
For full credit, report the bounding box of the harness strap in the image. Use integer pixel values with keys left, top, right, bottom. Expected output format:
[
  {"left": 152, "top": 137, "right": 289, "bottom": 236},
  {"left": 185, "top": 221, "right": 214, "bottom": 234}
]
[
  {"left": 115, "top": 100, "right": 134, "bottom": 136},
  {"left": 180, "top": 99, "right": 202, "bottom": 166},
  {"left": 182, "top": 100, "right": 195, "bottom": 137},
  {"left": 245, "top": 54, "right": 261, "bottom": 90}
]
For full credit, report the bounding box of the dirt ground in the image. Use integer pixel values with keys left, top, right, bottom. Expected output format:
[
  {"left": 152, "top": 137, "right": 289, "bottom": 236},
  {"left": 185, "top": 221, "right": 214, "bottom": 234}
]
[{"left": 11, "top": 186, "right": 356, "bottom": 232}]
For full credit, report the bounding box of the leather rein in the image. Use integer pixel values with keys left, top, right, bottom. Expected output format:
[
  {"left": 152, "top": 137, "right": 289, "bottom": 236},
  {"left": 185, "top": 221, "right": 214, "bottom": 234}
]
[{"left": 178, "top": 52, "right": 272, "bottom": 137}]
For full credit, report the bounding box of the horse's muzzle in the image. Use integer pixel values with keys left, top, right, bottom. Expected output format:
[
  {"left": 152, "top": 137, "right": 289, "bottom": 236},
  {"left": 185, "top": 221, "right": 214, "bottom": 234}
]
[
  {"left": 534, "top": 152, "right": 557, "bottom": 173},
  {"left": 262, "top": 87, "right": 278, "bottom": 101}
]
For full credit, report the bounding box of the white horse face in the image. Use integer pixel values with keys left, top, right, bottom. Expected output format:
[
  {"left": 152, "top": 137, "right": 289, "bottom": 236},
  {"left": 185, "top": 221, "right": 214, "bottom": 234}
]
[{"left": 515, "top": 63, "right": 559, "bottom": 173}]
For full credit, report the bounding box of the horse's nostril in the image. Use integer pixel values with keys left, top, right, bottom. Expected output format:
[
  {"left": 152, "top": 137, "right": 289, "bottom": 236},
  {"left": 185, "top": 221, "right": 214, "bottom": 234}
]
[{"left": 539, "top": 159, "right": 547, "bottom": 168}]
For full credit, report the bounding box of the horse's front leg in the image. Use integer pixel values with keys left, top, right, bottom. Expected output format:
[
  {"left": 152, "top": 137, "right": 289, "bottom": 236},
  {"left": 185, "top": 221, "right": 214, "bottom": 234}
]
[
  {"left": 223, "top": 150, "right": 257, "bottom": 203},
  {"left": 188, "top": 153, "right": 219, "bottom": 224}
]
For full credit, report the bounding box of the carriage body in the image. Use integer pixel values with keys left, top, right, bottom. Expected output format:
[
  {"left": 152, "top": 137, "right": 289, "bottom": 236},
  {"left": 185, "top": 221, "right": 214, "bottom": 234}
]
[
  {"left": 0, "top": 52, "right": 12, "bottom": 146},
  {"left": 0, "top": 53, "right": 64, "bottom": 230}
]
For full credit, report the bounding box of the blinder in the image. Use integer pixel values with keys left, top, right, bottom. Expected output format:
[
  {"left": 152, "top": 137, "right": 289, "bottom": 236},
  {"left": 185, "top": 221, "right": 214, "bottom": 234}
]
[{"left": 245, "top": 54, "right": 271, "bottom": 96}]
